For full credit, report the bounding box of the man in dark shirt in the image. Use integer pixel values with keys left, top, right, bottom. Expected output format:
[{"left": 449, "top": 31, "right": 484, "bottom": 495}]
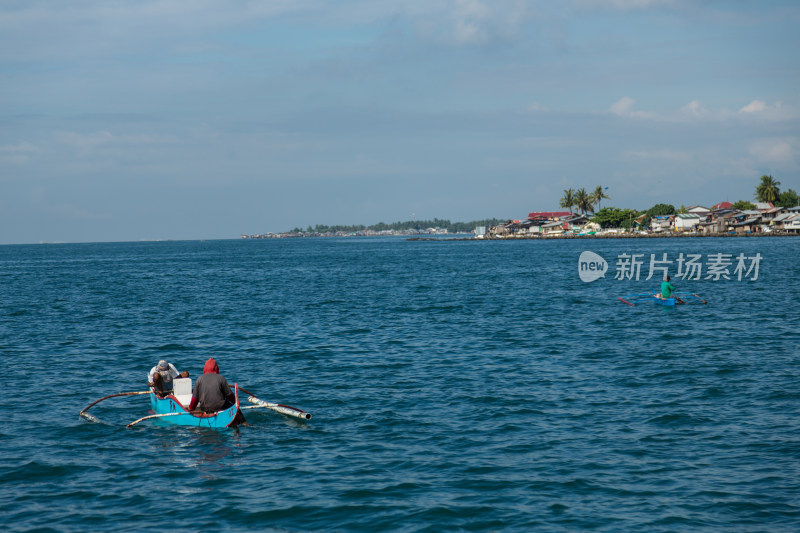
[{"left": 189, "top": 358, "right": 246, "bottom": 425}]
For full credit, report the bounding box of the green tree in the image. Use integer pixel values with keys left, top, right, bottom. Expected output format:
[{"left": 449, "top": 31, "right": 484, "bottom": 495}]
[
  {"left": 592, "top": 207, "right": 638, "bottom": 229},
  {"left": 574, "top": 187, "right": 593, "bottom": 214},
  {"left": 647, "top": 203, "right": 676, "bottom": 216},
  {"left": 731, "top": 200, "right": 756, "bottom": 210},
  {"left": 592, "top": 186, "right": 610, "bottom": 211},
  {"left": 559, "top": 188, "right": 575, "bottom": 213},
  {"left": 775, "top": 189, "right": 799, "bottom": 208},
  {"left": 755, "top": 174, "right": 781, "bottom": 203}
]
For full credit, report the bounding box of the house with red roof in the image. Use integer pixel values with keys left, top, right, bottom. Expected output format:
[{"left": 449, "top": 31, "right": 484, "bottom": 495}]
[{"left": 527, "top": 211, "right": 573, "bottom": 221}]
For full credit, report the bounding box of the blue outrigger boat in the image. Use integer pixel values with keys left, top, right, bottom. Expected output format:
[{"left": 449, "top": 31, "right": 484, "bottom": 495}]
[
  {"left": 80, "top": 377, "right": 311, "bottom": 428},
  {"left": 618, "top": 289, "right": 707, "bottom": 307},
  {"left": 135, "top": 378, "right": 243, "bottom": 428}
]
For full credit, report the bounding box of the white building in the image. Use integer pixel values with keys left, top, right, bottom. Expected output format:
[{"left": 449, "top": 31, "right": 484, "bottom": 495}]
[
  {"left": 650, "top": 215, "right": 674, "bottom": 233},
  {"left": 687, "top": 205, "right": 711, "bottom": 218},
  {"left": 674, "top": 213, "right": 701, "bottom": 231}
]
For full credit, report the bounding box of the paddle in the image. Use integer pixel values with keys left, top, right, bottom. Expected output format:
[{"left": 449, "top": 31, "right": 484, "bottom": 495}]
[
  {"left": 692, "top": 293, "right": 708, "bottom": 304},
  {"left": 79, "top": 391, "right": 153, "bottom": 423},
  {"left": 237, "top": 386, "right": 312, "bottom": 420}
]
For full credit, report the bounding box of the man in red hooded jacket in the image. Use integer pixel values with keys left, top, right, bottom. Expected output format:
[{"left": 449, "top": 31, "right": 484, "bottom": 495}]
[{"left": 189, "top": 358, "right": 238, "bottom": 414}]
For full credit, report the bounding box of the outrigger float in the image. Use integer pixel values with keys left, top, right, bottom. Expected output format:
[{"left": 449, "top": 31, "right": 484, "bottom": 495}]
[
  {"left": 618, "top": 289, "right": 708, "bottom": 307},
  {"left": 79, "top": 378, "right": 311, "bottom": 428}
]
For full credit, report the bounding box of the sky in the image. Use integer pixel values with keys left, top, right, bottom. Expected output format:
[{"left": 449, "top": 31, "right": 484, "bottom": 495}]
[{"left": 1, "top": 0, "right": 799, "bottom": 243}]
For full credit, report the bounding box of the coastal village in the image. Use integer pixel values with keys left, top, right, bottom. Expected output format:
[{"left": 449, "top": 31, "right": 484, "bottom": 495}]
[
  {"left": 481, "top": 202, "right": 800, "bottom": 239},
  {"left": 242, "top": 201, "right": 800, "bottom": 240},
  {"left": 243, "top": 176, "right": 799, "bottom": 240}
]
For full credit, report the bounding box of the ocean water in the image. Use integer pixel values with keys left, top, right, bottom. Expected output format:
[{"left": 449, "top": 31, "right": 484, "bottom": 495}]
[{"left": 1, "top": 236, "right": 798, "bottom": 532}]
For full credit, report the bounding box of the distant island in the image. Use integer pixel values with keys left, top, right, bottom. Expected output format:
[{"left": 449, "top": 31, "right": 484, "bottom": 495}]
[{"left": 241, "top": 218, "right": 506, "bottom": 239}]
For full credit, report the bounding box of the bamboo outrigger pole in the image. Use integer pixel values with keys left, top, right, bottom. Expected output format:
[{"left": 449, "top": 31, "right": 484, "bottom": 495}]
[
  {"left": 126, "top": 411, "right": 204, "bottom": 428},
  {"left": 237, "top": 386, "right": 312, "bottom": 420},
  {"left": 79, "top": 391, "right": 153, "bottom": 423}
]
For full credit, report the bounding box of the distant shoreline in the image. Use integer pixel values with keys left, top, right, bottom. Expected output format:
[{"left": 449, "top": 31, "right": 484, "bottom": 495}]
[{"left": 408, "top": 232, "right": 800, "bottom": 241}]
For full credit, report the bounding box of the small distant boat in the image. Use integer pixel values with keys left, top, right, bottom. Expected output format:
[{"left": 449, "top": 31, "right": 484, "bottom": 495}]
[{"left": 618, "top": 290, "right": 707, "bottom": 307}]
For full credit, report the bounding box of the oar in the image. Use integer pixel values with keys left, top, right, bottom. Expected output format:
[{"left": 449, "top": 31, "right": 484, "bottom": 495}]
[
  {"left": 674, "top": 292, "right": 708, "bottom": 304},
  {"left": 127, "top": 410, "right": 204, "bottom": 428},
  {"left": 692, "top": 293, "right": 708, "bottom": 304},
  {"left": 79, "top": 391, "right": 153, "bottom": 423},
  {"left": 237, "top": 386, "right": 312, "bottom": 420}
]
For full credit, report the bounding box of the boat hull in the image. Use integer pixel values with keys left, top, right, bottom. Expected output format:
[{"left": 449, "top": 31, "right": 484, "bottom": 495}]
[
  {"left": 653, "top": 296, "right": 677, "bottom": 306},
  {"left": 618, "top": 289, "right": 706, "bottom": 307},
  {"left": 149, "top": 393, "right": 240, "bottom": 428}
]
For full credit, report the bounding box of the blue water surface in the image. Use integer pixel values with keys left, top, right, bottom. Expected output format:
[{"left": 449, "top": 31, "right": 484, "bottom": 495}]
[{"left": 1, "top": 236, "right": 798, "bottom": 532}]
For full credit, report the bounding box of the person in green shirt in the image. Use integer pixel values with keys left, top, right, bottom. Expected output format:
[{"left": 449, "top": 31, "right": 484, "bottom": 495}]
[
  {"left": 660, "top": 275, "right": 675, "bottom": 297},
  {"left": 660, "top": 275, "right": 683, "bottom": 303}
]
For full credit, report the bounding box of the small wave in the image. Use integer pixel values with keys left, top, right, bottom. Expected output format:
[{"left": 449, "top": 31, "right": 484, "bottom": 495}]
[
  {"left": 146, "top": 343, "right": 194, "bottom": 352},
  {"left": 645, "top": 412, "right": 712, "bottom": 427}
]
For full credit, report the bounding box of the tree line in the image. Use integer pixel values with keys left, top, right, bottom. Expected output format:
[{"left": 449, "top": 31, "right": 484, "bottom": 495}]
[
  {"left": 289, "top": 218, "right": 507, "bottom": 234},
  {"left": 559, "top": 185, "right": 610, "bottom": 214}
]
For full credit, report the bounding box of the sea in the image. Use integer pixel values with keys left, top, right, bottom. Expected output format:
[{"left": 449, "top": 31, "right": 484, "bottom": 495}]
[{"left": 1, "top": 236, "right": 798, "bottom": 532}]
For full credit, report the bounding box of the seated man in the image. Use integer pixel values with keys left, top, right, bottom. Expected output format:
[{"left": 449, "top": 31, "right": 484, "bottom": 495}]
[
  {"left": 660, "top": 275, "right": 683, "bottom": 303},
  {"left": 189, "top": 358, "right": 246, "bottom": 425},
  {"left": 147, "top": 359, "right": 189, "bottom": 398},
  {"left": 660, "top": 275, "right": 676, "bottom": 298}
]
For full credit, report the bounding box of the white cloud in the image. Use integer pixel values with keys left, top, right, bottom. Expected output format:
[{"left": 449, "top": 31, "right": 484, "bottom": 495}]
[
  {"left": 573, "top": 0, "right": 674, "bottom": 10},
  {"left": 0, "top": 141, "right": 38, "bottom": 153},
  {"left": 748, "top": 138, "right": 798, "bottom": 167},
  {"left": 453, "top": 0, "right": 491, "bottom": 44},
  {"left": 624, "top": 149, "right": 691, "bottom": 162},
  {"left": 0, "top": 141, "right": 38, "bottom": 165},
  {"left": 610, "top": 96, "right": 636, "bottom": 115},
  {"left": 609, "top": 96, "right": 655, "bottom": 119},
  {"left": 54, "top": 131, "right": 173, "bottom": 150},
  {"left": 413, "top": 0, "right": 528, "bottom": 46},
  {"left": 606, "top": 97, "right": 798, "bottom": 123},
  {"left": 527, "top": 101, "right": 549, "bottom": 112},
  {"left": 740, "top": 100, "right": 767, "bottom": 113},
  {"left": 55, "top": 131, "right": 114, "bottom": 149},
  {"left": 734, "top": 100, "right": 798, "bottom": 122},
  {"left": 682, "top": 100, "right": 706, "bottom": 116}
]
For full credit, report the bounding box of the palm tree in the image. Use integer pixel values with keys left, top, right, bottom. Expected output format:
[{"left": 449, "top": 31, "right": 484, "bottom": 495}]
[
  {"left": 559, "top": 188, "right": 575, "bottom": 213},
  {"left": 755, "top": 175, "right": 781, "bottom": 203},
  {"left": 574, "top": 187, "right": 593, "bottom": 215},
  {"left": 592, "top": 185, "right": 610, "bottom": 211}
]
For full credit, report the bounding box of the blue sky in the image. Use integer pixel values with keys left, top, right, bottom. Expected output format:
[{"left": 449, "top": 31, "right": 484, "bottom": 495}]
[{"left": 1, "top": 0, "right": 798, "bottom": 243}]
